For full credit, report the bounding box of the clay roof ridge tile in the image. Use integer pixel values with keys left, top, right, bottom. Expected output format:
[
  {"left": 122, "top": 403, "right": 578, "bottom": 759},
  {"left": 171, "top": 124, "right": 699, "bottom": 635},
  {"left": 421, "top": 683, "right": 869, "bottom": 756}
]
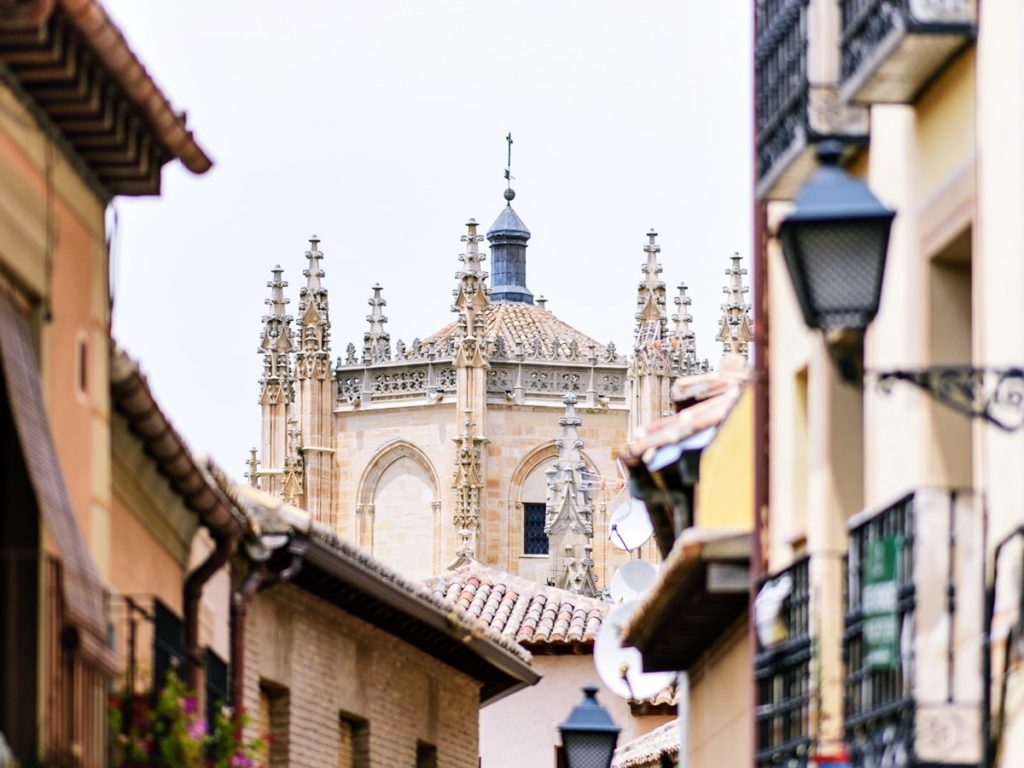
[
  {"left": 504, "top": 590, "right": 532, "bottom": 639},
  {"left": 468, "top": 583, "right": 492, "bottom": 618}
]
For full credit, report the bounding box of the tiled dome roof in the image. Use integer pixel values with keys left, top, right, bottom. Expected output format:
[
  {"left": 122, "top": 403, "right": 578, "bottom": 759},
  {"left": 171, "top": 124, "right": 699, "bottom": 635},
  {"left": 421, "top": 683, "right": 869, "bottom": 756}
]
[{"left": 418, "top": 302, "right": 622, "bottom": 364}]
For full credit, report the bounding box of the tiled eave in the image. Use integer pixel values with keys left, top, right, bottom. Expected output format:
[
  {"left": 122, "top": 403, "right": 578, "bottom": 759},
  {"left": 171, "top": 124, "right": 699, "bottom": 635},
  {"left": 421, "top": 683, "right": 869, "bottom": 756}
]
[
  {"left": 110, "top": 348, "right": 247, "bottom": 541},
  {"left": 621, "top": 357, "right": 750, "bottom": 558},
  {"left": 622, "top": 530, "right": 750, "bottom": 673},
  {"left": 296, "top": 540, "right": 539, "bottom": 706},
  {"left": 0, "top": 0, "right": 211, "bottom": 196}
]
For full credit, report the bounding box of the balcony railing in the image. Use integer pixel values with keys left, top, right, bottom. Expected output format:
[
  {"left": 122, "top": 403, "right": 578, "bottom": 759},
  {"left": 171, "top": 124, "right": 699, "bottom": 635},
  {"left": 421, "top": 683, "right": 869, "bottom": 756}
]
[
  {"left": 843, "top": 488, "right": 983, "bottom": 767},
  {"left": 755, "top": 556, "right": 812, "bottom": 768},
  {"left": 840, "top": 0, "right": 977, "bottom": 103},
  {"left": 756, "top": 0, "right": 868, "bottom": 200}
]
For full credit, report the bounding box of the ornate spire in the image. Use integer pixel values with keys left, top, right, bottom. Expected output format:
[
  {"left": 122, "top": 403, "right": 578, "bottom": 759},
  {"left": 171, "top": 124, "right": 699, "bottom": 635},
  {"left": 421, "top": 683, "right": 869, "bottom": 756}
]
[
  {"left": 452, "top": 219, "right": 490, "bottom": 368},
  {"left": 545, "top": 394, "right": 598, "bottom": 597},
  {"left": 672, "top": 283, "right": 702, "bottom": 377},
  {"left": 363, "top": 284, "right": 391, "bottom": 364},
  {"left": 296, "top": 235, "right": 331, "bottom": 379},
  {"left": 717, "top": 253, "right": 753, "bottom": 360},
  {"left": 451, "top": 409, "right": 485, "bottom": 564},
  {"left": 258, "top": 265, "right": 294, "bottom": 405},
  {"left": 256, "top": 265, "right": 294, "bottom": 498},
  {"left": 294, "top": 235, "right": 336, "bottom": 525},
  {"left": 634, "top": 229, "right": 667, "bottom": 350}
]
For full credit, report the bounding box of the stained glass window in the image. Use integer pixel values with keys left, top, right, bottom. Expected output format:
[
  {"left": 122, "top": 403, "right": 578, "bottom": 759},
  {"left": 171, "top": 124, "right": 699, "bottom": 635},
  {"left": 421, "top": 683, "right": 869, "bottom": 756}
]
[{"left": 523, "top": 502, "right": 548, "bottom": 555}]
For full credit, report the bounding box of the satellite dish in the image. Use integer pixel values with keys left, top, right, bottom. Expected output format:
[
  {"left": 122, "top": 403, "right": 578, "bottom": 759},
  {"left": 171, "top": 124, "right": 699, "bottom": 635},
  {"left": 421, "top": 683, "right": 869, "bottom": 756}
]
[
  {"left": 609, "top": 498, "right": 654, "bottom": 551},
  {"left": 595, "top": 600, "right": 675, "bottom": 700},
  {"left": 610, "top": 559, "right": 658, "bottom": 604}
]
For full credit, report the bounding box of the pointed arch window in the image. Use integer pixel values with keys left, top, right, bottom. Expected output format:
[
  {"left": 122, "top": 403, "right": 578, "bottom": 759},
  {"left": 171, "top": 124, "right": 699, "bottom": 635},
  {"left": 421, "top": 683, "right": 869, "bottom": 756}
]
[{"left": 523, "top": 503, "right": 548, "bottom": 555}]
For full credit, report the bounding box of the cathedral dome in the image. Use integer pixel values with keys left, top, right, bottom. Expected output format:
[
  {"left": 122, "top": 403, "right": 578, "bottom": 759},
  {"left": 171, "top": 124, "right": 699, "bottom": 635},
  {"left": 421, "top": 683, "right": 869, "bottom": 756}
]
[{"left": 418, "top": 301, "right": 621, "bottom": 364}]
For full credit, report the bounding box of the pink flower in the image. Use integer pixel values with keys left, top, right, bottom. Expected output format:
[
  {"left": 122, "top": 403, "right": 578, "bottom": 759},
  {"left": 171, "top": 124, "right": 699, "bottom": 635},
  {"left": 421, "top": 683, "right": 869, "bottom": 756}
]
[
  {"left": 230, "top": 755, "right": 255, "bottom": 767},
  {"left": 183, "top": 696, "right": 199, "bottom": 715},
  {"left": 188, "top": 719, "right": 208, "bottom": 740}
]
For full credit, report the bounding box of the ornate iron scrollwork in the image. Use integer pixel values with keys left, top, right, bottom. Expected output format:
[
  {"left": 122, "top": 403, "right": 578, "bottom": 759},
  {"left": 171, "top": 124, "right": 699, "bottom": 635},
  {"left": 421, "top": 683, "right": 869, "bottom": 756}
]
[{"left": 873, "top": 366, "right": 1024, "bottom": 432}]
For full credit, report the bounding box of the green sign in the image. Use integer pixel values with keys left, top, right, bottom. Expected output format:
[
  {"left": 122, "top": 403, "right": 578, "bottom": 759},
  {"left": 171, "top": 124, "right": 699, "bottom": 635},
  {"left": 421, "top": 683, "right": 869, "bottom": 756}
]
[{"left": 862, "top": 536, "right": 901, "bottom": 671}]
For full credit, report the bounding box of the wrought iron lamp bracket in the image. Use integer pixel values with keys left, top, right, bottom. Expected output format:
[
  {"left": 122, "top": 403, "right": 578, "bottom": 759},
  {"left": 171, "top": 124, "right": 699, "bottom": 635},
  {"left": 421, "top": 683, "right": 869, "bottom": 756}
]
[{"left": 871, "top": 366, "right": 1024, "bottom": 432}]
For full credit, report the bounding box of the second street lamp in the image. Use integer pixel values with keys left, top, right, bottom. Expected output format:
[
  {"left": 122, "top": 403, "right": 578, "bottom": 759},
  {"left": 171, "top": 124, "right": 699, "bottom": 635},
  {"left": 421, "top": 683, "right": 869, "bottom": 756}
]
[
  {"left": 779, "top": 140, "right": 1024, "bottom": 431},
  {"left": 558, "top": 685, "right": 621, "bottom": 768}
]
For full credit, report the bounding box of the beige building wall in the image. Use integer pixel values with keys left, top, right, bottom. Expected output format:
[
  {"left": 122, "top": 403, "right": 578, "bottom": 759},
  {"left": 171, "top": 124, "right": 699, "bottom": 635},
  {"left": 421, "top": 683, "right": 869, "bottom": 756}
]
[
  {"left": 245, "top": 583, "right": 482, "bottom": 768},
  {"left": 975, "top": 1, "right": 1024, "bottom": 760},
  {"left": 479, "top": 653, "right": 672, "bottom": 768},
  {"left": 686, "top": 622, "right": 750, "bottom": 768},
  {"left": 0, "top": 81, "right": 112, "bottom": 581}
]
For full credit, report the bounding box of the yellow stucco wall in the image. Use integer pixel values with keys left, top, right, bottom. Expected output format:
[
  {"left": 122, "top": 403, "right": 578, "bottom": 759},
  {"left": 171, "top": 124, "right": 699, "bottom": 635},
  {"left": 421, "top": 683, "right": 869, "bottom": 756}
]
[{"left": 695, "top": 388, "right": 753, "bottom": 531}]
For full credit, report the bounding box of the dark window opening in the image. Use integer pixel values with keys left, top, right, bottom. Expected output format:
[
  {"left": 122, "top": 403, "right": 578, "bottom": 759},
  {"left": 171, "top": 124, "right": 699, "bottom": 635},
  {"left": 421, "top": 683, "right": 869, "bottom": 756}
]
[
  {"left": 416, "top": 741, "right": 437, "bottom": 768},
  {"left": 260, "top": 681, "right": 289, "bottom": 768},
  {"left": 205, "top": 650, "right": 229, "bottom": 734},
  {"left": 153, "top": 599, "right": 185, "bottom": 695},
  {"left": 339, "top": 712, "right": 369, "bottom": 768},
  {"left": 523, "top": 502, "right": 548, "bottom": 555},
  {"left": 76, "top": 337, "right": 88, "bottom": 395}
]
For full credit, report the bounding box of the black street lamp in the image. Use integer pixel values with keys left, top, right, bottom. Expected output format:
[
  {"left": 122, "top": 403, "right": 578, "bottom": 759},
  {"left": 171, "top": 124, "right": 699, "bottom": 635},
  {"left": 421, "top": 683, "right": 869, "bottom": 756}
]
[
  {"left": 558, "top": 685, "right": 621, "bottom": 768},
  {"left": 778, "top": 141, "right": 1024, "bottom": 431},
  {"left": 778, "top": 141, "right": 895, "bottom": 334}
]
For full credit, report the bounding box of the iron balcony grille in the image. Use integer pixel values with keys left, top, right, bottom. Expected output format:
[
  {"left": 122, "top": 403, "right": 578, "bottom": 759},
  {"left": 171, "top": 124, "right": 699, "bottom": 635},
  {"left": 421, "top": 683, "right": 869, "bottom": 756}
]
[
  {"left": 839, "top": 0, "right": 977, "bottom": 103},
  {"left": 755, "top": 556, "right": 812, "bottom": 768},
  {"left": 843, "top": 489, "right": 983, "bottom": 767},
  {"left": 843, "top": 493, "right": 915, "bottom": 763},
  {"left": 755, "top": 0, "right": 808, "bottom": 188}
]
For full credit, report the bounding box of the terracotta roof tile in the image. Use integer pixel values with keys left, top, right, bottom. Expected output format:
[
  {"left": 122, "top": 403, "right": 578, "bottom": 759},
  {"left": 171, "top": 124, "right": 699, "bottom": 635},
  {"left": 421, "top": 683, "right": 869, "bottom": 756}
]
[
  {"left": 426, "top": 561, "right": 608, "bottom": 648},
  {"left": 426, "top": 562, "right": 677, "bottom": 708},
  {"left": 612, "top": 719, "right": 680, "bottom": 768}
]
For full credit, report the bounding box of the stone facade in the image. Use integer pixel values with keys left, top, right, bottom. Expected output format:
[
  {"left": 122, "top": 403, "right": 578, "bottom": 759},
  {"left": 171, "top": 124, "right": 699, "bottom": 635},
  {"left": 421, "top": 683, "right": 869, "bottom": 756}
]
[{"left": 249, "top": 199, "right": 748, "bottom": 591}]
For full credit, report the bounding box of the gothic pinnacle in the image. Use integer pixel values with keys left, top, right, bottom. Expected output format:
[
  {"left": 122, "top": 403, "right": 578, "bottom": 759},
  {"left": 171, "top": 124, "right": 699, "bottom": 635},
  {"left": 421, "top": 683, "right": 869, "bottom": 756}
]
[
  {"left": 363, "top": 283, "right": 391, "bottom": 363},
  {"left": 634, "top": 229, "right": 667, "bottom": 347},
  {"left": 459, "top": 219, "right": 486, "bottom": 276},
  {"left": 265, "top": 265, "right": 290, "bottom": 318},
  {"left": 303, "top": 234, "right": 325, "bottom": 292},
  {"left": 717, "top": 252, "right": 753, "bottom": 359},
  {"left": 673, "top": 283, "right": 700, "bottom": 375}
]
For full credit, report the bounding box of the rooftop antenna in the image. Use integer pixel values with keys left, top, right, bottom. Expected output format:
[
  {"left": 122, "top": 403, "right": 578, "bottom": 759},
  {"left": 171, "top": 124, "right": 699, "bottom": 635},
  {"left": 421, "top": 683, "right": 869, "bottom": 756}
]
[{"left": 504, "top": 132, "right": 516, "bottom": 202}]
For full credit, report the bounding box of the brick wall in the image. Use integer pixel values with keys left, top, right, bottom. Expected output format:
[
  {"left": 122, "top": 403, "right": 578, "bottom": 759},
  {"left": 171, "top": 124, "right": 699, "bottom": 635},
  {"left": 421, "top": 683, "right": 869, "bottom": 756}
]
[{"left": 244, "top": 583, "right": 482, "bottom": 768}]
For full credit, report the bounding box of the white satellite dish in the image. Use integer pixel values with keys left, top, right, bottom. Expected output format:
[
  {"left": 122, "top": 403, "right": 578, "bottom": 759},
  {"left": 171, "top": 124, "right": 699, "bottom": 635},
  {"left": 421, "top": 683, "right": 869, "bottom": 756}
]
[
  {"left": 610, "top": 559, "right": 658, "bottom": 604},
  {"left": 609, "top": 498, "right": 654, "bottom": 551},
  {"left": 595, "top": 599, "right": 675, "bottom": 700}
]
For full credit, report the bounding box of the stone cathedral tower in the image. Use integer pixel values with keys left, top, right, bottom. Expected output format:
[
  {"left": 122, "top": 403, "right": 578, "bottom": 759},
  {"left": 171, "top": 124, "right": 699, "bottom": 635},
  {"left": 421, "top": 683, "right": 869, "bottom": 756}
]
[{"left": 249, "top": 186, "right": 750, "bottom": 590}]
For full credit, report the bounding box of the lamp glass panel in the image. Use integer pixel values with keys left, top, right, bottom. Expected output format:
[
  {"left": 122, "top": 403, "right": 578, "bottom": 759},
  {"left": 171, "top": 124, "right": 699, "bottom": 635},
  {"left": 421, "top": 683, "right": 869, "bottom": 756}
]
[
  {"left": 795, "top": 220, "right": 889, "bottom": 330},
  {"left": 561, "top": 731, "right": 617, "bottom": 768}
]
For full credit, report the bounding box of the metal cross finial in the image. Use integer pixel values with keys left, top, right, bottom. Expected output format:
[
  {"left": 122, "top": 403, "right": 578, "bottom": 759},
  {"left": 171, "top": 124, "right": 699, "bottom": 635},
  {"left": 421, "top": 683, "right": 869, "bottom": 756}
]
[
  {"left": 504, "top": 133, "right": 516, "bottom": 202},
  {"left": 505, "top": 133, "right": 513, "bottom": 184}
]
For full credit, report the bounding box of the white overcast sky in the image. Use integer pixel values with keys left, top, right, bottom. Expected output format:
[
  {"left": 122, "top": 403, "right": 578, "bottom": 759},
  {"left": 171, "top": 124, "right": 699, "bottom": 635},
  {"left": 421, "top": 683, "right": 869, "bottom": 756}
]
[{"left": 104, "top": 1, "right": 753, "bottom": 473}]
